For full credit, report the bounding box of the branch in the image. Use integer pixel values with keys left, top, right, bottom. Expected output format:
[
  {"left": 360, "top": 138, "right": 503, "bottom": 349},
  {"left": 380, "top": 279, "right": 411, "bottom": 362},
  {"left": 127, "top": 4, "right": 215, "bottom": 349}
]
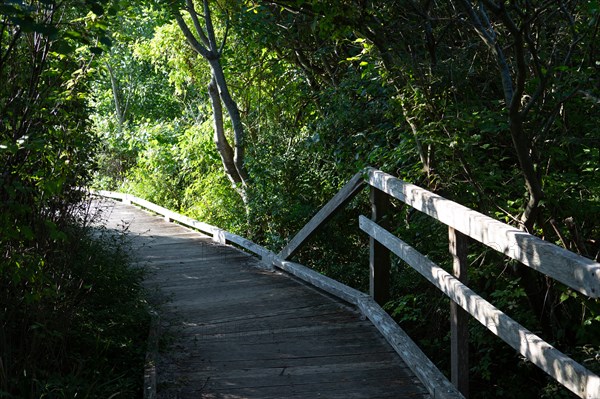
[
  {"left": 579, "top": 90, "right": 600, "bottom": 104},
  {"left": 208, "top": 76, "right": 241, "bottom": 184},
  {"left": 105, "top": 61, "right": 123, "bottom": 127},
  {"left": 203, "top": 0, "right": 218, "bottom": 51},
  {"left": 172, "top": 10, "right": 211, "bottom": 58},
  {"left": 459, "top": 0, "right": 514, "bottom": 104},
  {"left": 259, "top": 0, "right": 315, "bottom": 16},
  {"left": 0, "top": 27, "right": 21, "bottom": 70},
  {"left": 218, "top": 16, "right": 230, "bottom": 56},
  {"left": 490, "top": 3, "right": 528, "bottom": 115},
  {"left": 186, "top": 0, "right": 210, "bottom": 48}
]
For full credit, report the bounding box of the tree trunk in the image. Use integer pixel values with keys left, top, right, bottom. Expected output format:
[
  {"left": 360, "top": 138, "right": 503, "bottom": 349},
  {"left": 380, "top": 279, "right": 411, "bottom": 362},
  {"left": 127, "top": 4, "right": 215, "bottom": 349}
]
[
  {"left": 207, "top": 76, "right": 241, "bottom": 185},
  {"left": 460, "top": 0, "right": 551, "bottom": 337},
  {"left": 207, "top": 58, "right": 250, "bottom": 186},
  {"left": 106, "top": 62, "right": 124, "bottom": 129},
  {"left": 171, "top": 0, "right": 251, "bottom": 200}
]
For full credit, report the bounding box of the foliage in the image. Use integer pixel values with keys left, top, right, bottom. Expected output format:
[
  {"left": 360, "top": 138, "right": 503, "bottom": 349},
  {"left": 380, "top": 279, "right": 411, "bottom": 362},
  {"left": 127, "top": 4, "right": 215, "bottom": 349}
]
[
  {"left": 84, "top": 1, "right": 600, "bottom": 398},
  {"left": 1, "top": 1, "right": 149, "bottom": 397},
  {"left": 1, "top": 218, "right": 149, "bottom": 398}
]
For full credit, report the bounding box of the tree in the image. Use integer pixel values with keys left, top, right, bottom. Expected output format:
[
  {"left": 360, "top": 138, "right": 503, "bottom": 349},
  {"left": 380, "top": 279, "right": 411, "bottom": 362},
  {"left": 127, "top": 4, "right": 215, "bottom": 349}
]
[
  {"left": 170, "top": 0, "right": 250, "bottom": 197},
  {"left": 458, "top": 0, "right": 600, "bottom": 338}
]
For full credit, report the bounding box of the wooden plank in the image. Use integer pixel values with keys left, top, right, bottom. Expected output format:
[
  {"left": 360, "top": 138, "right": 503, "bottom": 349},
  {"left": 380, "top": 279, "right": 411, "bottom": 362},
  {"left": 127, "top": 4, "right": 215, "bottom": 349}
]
[
  {"left": 94, "top": 190, "right": 220, "bottom": 237},
  {"left": 359, "top": 216, "right": 600, "bottom": 399},
  {"left": 370, "top": 186, "right": 391, "bottom": 305},
  {"left": 449, "top": 227, "right": 469, "bottom": 398},
  {"left": 199, "top": 375, "right": 424, "bottom": 399},
  {"left": 366, "top": 168, "right": 600, "bottom": 298},
  {"left": 357, "top": 296, "right": 464, "bottom": 399},
  {"left": 278, "top": 171, "right": 366, "bottom": 260},
  {"left": 189, "top": 360, "right": 411, "bottom": 382},
  {"left": 129, "top": 196, "right": 219, "bottom": 237},
  {"left": 188, "top": 350, "right": 401, "bottom": 371},
  {"left": 181, "top": 303, "right": 357, "bottom": 334},
  {"left": 190, "top": 365, "right": 419, "bottom": 396}
]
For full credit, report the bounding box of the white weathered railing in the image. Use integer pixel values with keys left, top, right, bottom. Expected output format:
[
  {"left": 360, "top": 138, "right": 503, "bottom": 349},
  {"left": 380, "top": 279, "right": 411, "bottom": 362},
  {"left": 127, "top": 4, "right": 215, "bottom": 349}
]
[
  {"left": 360, "top": 168, "right": 600, "bottom": 399},
  {"left": 93, "top": 166, "right": 600, "bottom": 399}
]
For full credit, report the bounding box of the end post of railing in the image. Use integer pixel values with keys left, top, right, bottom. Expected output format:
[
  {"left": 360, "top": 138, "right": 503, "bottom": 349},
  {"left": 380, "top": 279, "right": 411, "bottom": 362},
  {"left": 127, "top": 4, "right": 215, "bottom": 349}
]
[
  {"left": 370, "top": 186, "right": 391, "bottom": 305},
  {"left": 449, "top": 227, "right": 469, "bottom": 398}
]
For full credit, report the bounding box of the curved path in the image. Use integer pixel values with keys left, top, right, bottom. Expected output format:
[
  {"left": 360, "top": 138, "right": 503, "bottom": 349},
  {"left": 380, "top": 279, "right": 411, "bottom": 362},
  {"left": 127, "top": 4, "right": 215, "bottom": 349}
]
[{"left": 97, "top": 199, "right": 429, "bottom": 399}]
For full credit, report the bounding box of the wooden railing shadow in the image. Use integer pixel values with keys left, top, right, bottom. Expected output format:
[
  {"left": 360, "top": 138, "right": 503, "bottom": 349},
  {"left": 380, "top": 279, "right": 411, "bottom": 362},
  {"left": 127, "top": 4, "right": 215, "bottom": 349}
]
[{"left": 95, "top": 167, "right": 600, "bottom": 399}]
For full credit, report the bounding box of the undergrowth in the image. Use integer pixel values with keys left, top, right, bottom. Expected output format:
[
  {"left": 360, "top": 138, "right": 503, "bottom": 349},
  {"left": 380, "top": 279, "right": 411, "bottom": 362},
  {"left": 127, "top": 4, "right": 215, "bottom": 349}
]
[{"left": 0, "top": 205, "right": 150, "bottom": 399}]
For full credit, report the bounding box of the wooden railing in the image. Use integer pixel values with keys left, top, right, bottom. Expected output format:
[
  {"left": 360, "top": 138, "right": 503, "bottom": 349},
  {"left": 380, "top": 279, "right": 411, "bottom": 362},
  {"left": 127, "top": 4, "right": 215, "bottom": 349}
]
[
  {"left": 362, "top": 169, "right": 600, "bottom": 399},
  {"left": 94, "top": 167, "right": 600, "bottom": 399}
]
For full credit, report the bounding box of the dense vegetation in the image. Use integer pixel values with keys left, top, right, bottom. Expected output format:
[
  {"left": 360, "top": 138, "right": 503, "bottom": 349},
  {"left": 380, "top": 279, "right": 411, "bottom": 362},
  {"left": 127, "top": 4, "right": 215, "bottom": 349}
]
[
  {"left": 1, "top": 1, "right": 149, "bottom": 397},
  {"left": 2, "top": 0, "right": 599, "bottom": 397}
]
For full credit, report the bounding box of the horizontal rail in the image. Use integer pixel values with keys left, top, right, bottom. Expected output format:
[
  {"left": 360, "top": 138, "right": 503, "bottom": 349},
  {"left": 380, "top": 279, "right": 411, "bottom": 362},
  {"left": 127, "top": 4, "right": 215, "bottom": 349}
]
[
  {"left": 273, "top": 259, "right": 366, "bottom": 305},
  {"left": 366, "top": 168, "right": 600, "bottom": 298},
  {"left": 360, "top": 216, "right": 600, "bottom": 399},
  {"left": 356, "top": 296, "right": 463, "bottom": 399}
]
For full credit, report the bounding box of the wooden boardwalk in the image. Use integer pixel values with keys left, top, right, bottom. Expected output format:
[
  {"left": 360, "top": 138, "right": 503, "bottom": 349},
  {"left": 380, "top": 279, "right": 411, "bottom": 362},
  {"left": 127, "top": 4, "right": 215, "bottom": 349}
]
[{"left": 97, "top": 199, "right": 430, "bottom": 399}]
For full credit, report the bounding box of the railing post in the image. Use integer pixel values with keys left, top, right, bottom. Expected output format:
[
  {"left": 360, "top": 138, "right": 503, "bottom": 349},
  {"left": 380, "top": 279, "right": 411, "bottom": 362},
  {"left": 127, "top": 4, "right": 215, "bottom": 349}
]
[
  {"left": 370, "top": 187, "right": 391, "bottom": 305},
  {"left": 449, "top": 226, "right": 469, "bottom": 398}
]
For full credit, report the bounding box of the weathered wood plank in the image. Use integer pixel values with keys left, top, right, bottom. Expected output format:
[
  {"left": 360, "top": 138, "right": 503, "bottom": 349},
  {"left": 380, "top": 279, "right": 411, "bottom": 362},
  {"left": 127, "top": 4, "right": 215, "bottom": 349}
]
[
  {"left": 192, "top": 365, "right": 419, "bottom": 396},
  {"left": 360, "top": 216, "right": 600, "bottom": 399},
  {"left": 199, "top": 376, "right": 425, "bottom": 399},
  {"left": 180, "top": 302, "right": 357, "bottom": 334},
  {"left": 278, "top": 171, "right": 366, "bottom": 260},
  {"left": 93, "top": 191, "right": 276, "bottom": 268},
  {"left": 271, "top": 260, "right": 463, "bottom": 399},
  {"left": 366, "top": 168, "right": 600, "bottom": 298}
]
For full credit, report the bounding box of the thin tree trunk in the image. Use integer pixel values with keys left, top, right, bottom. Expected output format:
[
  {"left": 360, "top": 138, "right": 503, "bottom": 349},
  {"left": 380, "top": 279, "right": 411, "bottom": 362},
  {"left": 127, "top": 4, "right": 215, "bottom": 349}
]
[
  {"left": 172, "top": 0, "right": 251, "bottom": 196},
  {"left": 207, "top": 76, "right": 241, "bottom": 184},
  {"left": 106, "top": 62, "right": 124, "bottom": 129},
  {"left": 207, "top": 58, "right": 250, "bottom": 186}
]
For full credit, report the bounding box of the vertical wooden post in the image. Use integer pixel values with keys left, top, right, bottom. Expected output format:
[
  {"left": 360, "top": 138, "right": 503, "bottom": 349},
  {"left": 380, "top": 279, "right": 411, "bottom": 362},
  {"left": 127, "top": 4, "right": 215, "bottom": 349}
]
[
  {"left": 449, "top": 226, "right": 469, "bottom": 398},
  {"left": 370, "top": 187, "right": 391, "bottom": 305}
]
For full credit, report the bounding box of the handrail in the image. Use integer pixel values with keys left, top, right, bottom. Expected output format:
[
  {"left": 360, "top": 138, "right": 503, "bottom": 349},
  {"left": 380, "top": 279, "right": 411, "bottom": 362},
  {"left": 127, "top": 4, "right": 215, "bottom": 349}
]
[
  {"left": 278, "top": 172, "right": 366, "bottom": 260},
  {"left": 360, "top": 216, "right": 599, "bottom": 398},
  {"left": 366, "top": 168, "right": 600, "bottom": 298},
  {"left": 92, "top": 165, "right": 600, "bottom": 399},
  {"left": 359, "top": 169, "right": 600, "bottom": 399}
]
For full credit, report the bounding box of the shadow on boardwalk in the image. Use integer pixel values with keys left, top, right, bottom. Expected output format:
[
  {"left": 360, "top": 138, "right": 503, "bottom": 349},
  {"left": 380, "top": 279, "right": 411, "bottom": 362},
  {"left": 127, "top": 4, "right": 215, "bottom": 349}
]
[{"left": 96, "top": 199, "right": 429, "bottom": 399}]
